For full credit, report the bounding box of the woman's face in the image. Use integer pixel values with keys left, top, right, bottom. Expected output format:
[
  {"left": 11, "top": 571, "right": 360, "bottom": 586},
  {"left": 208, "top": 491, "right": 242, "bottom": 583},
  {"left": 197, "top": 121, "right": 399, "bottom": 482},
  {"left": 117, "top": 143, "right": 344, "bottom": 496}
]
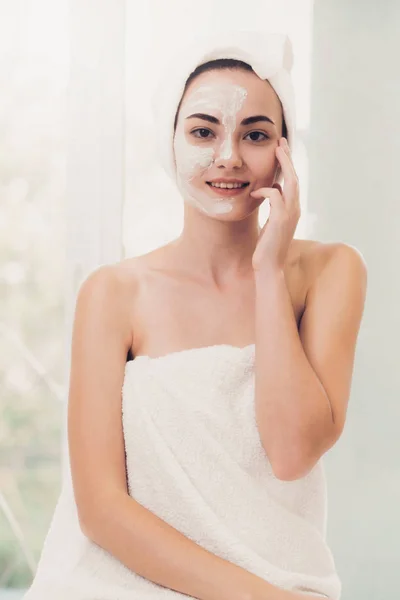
[{"left": 173, "top": 68, "right": 284, "bottom": 218}]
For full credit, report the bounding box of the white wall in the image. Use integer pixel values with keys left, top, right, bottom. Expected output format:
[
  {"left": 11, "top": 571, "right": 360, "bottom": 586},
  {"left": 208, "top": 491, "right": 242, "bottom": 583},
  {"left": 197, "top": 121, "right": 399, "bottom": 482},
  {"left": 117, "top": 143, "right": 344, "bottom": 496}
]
[{"left": 308, "top": 1, "right": 400, "bottom": 598}]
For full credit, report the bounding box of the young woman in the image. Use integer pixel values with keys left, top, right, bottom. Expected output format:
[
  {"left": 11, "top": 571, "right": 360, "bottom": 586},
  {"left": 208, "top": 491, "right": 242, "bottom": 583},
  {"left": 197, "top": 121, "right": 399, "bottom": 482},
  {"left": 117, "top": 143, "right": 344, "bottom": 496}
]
[{"left": 24, "top": 33, "right": 367, "bottom": 600}]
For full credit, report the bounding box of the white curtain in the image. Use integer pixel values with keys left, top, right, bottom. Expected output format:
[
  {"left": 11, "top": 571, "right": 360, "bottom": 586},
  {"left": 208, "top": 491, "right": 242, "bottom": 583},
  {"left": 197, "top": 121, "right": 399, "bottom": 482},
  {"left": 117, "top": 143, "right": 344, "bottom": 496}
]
[{"left": 63, "top": 0, "right": 126, "bottom": 479}]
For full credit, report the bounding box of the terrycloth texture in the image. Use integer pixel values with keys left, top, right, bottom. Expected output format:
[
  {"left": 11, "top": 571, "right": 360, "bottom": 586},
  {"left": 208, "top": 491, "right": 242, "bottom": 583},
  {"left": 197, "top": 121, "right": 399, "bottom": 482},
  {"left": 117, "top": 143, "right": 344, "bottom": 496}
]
[
  {"left": 23, "top": 344, "right": 341, "bottom": 599},
  {"left": 151, "top": 30, "right": 297, "bottom": 184}
]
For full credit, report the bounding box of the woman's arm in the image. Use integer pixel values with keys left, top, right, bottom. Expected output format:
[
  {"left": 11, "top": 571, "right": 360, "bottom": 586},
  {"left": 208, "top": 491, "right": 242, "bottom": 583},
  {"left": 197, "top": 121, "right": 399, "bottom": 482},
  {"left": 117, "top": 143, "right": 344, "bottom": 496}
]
[
  {"left": 86, "top": 488, "right": 321, "bottom": 600},
  {"left": 253, "top": 243, "right": 367, "bottom": 480}
]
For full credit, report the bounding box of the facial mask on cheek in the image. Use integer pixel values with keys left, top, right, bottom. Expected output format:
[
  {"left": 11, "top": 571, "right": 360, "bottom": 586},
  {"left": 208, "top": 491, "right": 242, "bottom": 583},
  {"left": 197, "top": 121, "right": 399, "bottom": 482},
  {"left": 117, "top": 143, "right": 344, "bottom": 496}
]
[{"left": 173, "top": 82, "right": 248, "bottom": 216}]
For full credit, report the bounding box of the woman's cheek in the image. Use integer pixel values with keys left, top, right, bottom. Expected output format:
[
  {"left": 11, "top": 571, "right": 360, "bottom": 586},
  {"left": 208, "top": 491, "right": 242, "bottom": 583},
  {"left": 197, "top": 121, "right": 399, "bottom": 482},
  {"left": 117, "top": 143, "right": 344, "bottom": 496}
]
[{"left": 174, "top": 136, "right": 214, "bottom": 182}]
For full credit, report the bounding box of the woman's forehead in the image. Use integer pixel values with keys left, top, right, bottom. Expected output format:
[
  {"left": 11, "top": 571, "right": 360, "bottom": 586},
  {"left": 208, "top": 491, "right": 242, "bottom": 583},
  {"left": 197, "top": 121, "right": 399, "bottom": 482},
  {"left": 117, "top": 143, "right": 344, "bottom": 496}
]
[{"left": 180, "top": 69, "right": 280, "bottom": 117}]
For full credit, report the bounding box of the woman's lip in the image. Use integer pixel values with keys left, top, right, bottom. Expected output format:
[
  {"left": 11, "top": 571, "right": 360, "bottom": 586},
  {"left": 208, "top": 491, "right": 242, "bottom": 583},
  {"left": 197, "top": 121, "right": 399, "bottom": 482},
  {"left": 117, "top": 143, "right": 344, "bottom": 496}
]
[{"left": 206, "top": 182, "right": 250, "bottom": 196}]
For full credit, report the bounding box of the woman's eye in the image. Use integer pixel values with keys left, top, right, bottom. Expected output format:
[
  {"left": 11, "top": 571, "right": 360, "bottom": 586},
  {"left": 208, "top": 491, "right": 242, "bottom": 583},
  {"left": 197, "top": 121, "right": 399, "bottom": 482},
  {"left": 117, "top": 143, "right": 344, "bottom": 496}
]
[
  {"left": 244, "top": 131, "right": 269, "bottom": 142},
  {"left": 191, "top": 128, "right": 213, "bottom": 139}
]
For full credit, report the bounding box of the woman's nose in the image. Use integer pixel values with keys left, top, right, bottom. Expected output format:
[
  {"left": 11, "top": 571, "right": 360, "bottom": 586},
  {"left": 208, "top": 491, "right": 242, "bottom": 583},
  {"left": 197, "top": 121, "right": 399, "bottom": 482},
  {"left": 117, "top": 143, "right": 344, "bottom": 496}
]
[{"left": 213, "top": 137, "right": 243, "bottom": 168}]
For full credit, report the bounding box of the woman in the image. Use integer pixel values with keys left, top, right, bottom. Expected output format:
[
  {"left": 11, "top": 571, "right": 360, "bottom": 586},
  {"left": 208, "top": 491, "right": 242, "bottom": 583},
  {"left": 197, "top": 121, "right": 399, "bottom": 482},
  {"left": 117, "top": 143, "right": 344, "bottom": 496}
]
[{"left": 24, "top": 31, "right": 367, "bottom": 600}]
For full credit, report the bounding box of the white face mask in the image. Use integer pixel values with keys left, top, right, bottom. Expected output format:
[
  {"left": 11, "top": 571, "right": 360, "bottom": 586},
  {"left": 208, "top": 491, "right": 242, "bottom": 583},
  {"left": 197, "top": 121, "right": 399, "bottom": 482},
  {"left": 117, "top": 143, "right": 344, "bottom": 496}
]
[{"left": 173, "top": 81, "right": 248, "bottom": 216}]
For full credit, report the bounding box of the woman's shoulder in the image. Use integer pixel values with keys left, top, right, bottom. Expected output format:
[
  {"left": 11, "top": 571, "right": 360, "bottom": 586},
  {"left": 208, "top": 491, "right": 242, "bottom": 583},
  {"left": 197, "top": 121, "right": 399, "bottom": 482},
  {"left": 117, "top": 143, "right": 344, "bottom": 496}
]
[
  {"left": 293, "top": 238, "right": 364, "bottom": 288},
  {"left": 292, "top": 237, "right": 333, "bottom": 261},
  {"left": 114, "top": 242, "right": 173, "bottom": 280}
]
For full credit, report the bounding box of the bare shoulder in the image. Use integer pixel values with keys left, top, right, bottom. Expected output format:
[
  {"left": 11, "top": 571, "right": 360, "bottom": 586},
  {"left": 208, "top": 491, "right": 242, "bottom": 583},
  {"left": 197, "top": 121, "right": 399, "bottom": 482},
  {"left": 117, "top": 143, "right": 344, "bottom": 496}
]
[
  {"left": 293, "top": 238, "right": 368, "bottom": 290},
  {"left": 114, "top": 243, "right": 171, "bottom": 278},
  {"left": 112, "top": 256, "right": 141, "bottom": 286},
  {"left": 82, "top": 261, "right": 138, "bottom": 303},
  {"left": 76, "top": 261, "right": 142, "bottom": 346},
  {"left": 73, "top": 263, "right": 136, "bottom": 355},
  {"left": 112, "top": 252, "right": 160, "bottom": 335}
]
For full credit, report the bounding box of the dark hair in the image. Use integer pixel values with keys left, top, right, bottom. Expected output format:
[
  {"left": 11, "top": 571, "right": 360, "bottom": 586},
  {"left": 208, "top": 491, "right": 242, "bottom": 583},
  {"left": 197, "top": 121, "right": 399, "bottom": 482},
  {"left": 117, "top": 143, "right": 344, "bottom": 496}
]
[{"left": 173, "top": 58, "right": 288, "bottom": 140}]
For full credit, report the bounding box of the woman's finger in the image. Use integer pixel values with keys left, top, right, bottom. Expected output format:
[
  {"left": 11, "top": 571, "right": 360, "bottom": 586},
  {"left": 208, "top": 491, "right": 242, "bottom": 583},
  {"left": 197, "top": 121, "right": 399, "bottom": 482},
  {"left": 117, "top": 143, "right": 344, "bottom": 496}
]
[
  {"left": 276, "top": 144, "right": 298, "bottom": 185},
  {"left": 272, "top": 182, "right": 283, "bottom": 195}
]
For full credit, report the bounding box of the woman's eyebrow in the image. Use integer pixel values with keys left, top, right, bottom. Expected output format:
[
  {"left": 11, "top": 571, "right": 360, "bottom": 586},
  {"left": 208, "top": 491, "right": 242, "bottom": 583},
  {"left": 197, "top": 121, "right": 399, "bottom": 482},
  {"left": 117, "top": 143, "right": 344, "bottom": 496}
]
[{"left": 185, "top": 113, "right": 275, "bottom": 126}]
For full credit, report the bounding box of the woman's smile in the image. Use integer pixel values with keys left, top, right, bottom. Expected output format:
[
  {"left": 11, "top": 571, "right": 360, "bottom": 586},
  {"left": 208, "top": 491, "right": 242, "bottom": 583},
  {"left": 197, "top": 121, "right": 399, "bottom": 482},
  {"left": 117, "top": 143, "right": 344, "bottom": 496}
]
[{"left": 206, "top": 181, "right": 250, "bottom": 196}]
